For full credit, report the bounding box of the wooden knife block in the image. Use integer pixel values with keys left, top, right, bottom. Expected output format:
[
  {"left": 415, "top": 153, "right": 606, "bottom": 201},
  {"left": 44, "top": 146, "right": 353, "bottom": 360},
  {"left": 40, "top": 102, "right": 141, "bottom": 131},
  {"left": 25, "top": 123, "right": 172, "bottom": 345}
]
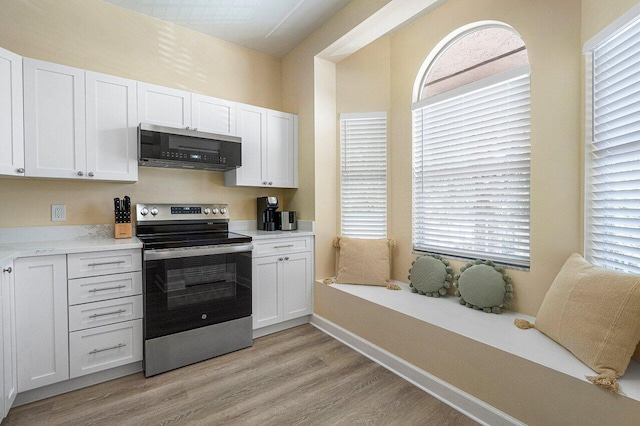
[{"left": 115, "top": 223, "right": 132, "bottom": 239}]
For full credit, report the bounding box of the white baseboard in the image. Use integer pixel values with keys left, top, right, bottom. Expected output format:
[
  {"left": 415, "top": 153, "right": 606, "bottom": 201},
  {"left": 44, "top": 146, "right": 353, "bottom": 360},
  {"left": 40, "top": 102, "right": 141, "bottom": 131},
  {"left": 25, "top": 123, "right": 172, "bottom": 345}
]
[
  {"left": 253, "top": 316, "right": 310, "bottom": 339},
  {"left": 310, "top": 315, "right": 524, "bottom": 426}
]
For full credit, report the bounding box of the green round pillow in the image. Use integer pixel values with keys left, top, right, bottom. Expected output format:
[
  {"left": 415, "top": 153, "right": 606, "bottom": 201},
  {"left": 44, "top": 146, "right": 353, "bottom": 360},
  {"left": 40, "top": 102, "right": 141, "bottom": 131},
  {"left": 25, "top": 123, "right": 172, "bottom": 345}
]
[
  {"left": 408, "top": 254, "right": 453, "bottom": 297},
  {"left": 453, "top": 260, "right": 513, "bottom": 314}
]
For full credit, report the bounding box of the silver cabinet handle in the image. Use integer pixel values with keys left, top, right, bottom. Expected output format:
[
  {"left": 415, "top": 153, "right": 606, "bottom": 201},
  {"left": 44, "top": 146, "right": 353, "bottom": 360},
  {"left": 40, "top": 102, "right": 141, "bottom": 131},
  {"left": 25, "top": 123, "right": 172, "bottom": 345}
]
[
  {"left": 89, "top": 343, "right": 126, "bottom": 355},
  {"left": 77, "top": 171, "right": 84, "bottom": 176},
  {"left": 279, "top": 257, "right": 284, "bottom": 261},
  {"left": 88, "top": 172, "right": 95, "bottom": 177},
  {"left": 193, "top": 128, "right": 198, "bottom": 131},
  {"left": 268, "top": 182, "right": 273, "bottom": 185},
  {"left": 263, "top": 181, "right": 267, "bottom": 185},
  {"left": 89, "top": 309, "right": 126, "bottom": 318},
  {"left": 2, "top": 267, "right": 11, "bottom": 273},
  {"left": 89, "top": 285, "right": 126, "bottom": 293},
  {"left": 285, "top": 257, "right": 289, "bottom": 260},
  {"left": 87, "top": 260, "right": 126, "bottom": 267},
  {"left": 16, "top": 168, "right": 24, "bottom": 174},
  {"left": 185, "top": 126, "right": 190, "bottom": 130},
  {"left": 274, "top": 244, "right": 294, "bottom": 248}
]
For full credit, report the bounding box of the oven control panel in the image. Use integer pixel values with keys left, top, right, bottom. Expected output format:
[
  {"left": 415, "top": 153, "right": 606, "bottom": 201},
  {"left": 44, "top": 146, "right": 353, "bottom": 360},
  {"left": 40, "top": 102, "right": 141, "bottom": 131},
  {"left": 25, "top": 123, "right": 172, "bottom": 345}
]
[{"left": 136, "top": 204, "right": 229, "bottom": 222}]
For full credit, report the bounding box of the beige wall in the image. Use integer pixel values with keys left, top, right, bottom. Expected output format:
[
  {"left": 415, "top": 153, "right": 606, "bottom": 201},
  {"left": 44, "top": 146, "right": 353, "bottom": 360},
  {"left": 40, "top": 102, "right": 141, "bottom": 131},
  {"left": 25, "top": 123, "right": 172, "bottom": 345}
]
[
  {"left": 0, "top": 0, "right": 287, "bottom": 227},
  {"left": 334, "top": 0, "right": 583, "bottom": 316}
]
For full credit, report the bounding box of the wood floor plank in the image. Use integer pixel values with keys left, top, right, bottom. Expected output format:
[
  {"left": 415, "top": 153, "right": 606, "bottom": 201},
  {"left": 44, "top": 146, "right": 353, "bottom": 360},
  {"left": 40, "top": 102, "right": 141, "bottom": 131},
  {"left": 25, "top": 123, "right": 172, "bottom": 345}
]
[{"left": 4, "top": 325, "right": 478, "bottom": 426}]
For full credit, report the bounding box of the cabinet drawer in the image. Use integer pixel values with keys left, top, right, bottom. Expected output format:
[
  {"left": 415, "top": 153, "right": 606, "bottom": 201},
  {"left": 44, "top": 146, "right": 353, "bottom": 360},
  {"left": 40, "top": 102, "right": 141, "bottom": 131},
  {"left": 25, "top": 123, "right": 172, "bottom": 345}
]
[
  {"left": 69, "top": 319, "right": 142, "bottom": 379},
  {"left": 253, "top": 238, "right": 310, "bottom": 257},
  {"left": 68, "top": 249, "right": 141, "bottom": 278},
  {"left": 68, "top": 272, "right": 142, "bottom": 305},
  {"left": 69, "top": 295, "right": 142, "bottom": 332}
]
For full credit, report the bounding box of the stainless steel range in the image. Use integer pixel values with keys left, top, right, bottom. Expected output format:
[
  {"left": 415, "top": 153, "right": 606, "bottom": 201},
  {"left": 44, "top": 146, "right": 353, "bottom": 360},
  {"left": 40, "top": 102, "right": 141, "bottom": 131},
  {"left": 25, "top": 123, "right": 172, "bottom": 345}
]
[{"left": 136, "top": 203, "right": 253, "bottom": 377}]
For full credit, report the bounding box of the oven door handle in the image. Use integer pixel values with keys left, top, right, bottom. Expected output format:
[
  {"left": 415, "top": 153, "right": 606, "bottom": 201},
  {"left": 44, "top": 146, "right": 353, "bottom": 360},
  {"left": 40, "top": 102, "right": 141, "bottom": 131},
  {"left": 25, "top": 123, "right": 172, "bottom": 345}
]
[{"left": 144, "top": 243, "right": 253, "bottom": 261}]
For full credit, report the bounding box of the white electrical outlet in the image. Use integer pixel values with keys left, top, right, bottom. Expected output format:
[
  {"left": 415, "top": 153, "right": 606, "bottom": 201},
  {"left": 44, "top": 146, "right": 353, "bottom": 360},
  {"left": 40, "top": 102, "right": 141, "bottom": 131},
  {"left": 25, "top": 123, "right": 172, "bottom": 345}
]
[{"left": 51, "top": 205, "right": 66, "bottom": 222}]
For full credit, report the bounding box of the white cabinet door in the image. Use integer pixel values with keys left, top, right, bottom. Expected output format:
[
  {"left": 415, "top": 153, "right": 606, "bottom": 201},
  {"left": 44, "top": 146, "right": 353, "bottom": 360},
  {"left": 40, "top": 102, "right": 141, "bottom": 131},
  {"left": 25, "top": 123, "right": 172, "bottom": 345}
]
[
  {"left": 14, "top": 255, "right": 69, "bottom": 392},
  {"left": 282, "top": 252, "right": 313, "bottom": 321},
  {"left": 266, "top": 110, "right": 297, "bottom": 188},
  {"left": 225, "top": 105, "right": 298, "bottom": 188},
  {"left": 226, "top": 103, "right": 266, "bottom": 187},
  {"left": 253, "top": 256, "right": 282, "bottom": 329},
  {"left": 1, "top": 263, "right": 16, "bottom": 415},
  {"left": 0, "top": 47, "right": 24, "bottom": 177},
  {"left": 137, "top": 82, "right": 191, "bottom": 128},
  {"left": 86, "top": 72, "right": 138, "bottom": 182},
  {"left": 23, "top": 59, "right": 86, "bottom": 179},
  {"left": 192, "top": 94, "right": 236, "bottom": 135}
]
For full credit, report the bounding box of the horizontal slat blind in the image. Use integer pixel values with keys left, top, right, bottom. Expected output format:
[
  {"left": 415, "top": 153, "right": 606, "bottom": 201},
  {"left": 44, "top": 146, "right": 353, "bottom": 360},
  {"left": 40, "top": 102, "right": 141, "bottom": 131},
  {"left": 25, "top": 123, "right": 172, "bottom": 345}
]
[
  {"left": 412, "top": 72, "right": 531, "bottom": 267},
  {"left": 586, "top": 17, "right": 640, "bottom": 274},
  {"left": 340, "top": 112, "right": 387, "bottom": 238}
]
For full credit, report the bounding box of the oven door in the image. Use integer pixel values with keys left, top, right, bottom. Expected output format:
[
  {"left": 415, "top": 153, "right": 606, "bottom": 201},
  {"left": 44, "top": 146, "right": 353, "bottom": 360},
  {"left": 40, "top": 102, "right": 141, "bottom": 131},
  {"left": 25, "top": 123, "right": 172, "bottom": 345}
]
[{"left": 143, "top": 243, "right": 252, "bottom": 340}]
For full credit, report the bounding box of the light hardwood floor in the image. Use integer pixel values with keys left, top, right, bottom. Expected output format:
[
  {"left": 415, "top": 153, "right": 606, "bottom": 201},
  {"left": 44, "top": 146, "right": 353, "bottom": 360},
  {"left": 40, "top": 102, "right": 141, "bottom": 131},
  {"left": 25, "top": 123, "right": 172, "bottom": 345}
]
[{"left": 4, "top": 325, "right": 478, "bottom": 425}]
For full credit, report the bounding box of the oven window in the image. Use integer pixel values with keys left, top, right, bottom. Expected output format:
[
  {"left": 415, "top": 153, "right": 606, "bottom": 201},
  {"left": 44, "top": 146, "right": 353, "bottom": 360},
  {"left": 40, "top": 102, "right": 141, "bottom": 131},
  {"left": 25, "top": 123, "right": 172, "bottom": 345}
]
[{"left": 144, "top": 251, "right": 251, "bottom": 339}]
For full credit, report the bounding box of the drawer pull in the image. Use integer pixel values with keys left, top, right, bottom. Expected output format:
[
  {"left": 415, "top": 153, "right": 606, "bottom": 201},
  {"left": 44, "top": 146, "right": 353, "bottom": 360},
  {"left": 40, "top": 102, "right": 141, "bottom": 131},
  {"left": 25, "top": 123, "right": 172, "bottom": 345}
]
[
  {"left": 89, "top": 343, "right": 126, "bottom": 355},
  {"left": 87, "top": 260, "right": 126, "bottom": 267},
  {"left": 274, "top": 244, "right": 295, "bottom": 249},
  {"left": 89, "top": 285, "right": 127, "bottom": 293},
  {"left": 89, "top": 309, "right": 127, "bottom": 318}
]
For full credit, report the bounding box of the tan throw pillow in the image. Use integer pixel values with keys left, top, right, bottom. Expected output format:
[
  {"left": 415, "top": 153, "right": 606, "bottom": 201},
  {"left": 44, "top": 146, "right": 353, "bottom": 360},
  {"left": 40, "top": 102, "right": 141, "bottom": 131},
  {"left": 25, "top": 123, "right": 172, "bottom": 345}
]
[
  {"left": 535, "top": 253, "right": 640, "bottom": 393},
  {"left": 335, "top": 237, "right": 392, "bottom": 286}
]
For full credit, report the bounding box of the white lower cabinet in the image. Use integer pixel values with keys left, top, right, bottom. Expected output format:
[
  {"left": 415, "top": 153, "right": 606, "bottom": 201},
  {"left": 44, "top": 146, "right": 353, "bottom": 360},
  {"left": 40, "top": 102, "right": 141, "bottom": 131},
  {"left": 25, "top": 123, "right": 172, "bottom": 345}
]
[
  {"left": 69, "top": 319, "right": 142, "bottom": 379},
  {"left": 67, "top": 250, "right": 143, "bottom": 379},
  {"left": 14, "top": 255, "right": 69, "bottom": 392},
  {"left": 12, "top": 248, "right": 143, "bottom": 401},
  {"left": 252, "top": 236, "right": 313, "bottom": 330},
  {"left": 1, "top": 262, "right": 17, "bottom": 419}
]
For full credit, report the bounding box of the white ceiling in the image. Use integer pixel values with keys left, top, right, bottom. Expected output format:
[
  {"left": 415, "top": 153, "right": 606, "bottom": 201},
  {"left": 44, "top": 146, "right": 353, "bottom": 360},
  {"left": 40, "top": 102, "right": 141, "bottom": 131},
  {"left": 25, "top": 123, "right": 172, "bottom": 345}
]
[{"left": 102, "top": 0, "right": 353, "bottom": 58}]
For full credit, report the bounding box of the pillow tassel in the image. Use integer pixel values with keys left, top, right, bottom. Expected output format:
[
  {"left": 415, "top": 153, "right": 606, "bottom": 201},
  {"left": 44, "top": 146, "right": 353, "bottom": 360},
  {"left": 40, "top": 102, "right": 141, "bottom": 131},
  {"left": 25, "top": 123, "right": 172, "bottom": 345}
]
[
  {"left": 586, "top": 371, "right": 622, "bottom": 395},
  {"left": 514, "top": 319, "right": 535, "bottom": 329},
  {"left": 386, "top": 281, "right": 401, "bottom": 291}
]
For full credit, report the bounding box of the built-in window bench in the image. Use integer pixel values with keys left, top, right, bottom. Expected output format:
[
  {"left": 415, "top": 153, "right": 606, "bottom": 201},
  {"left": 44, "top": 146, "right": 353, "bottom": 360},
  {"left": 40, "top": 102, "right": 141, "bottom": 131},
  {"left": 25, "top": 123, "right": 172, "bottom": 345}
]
[{"left": 312, "top": 280, "right": 640, "bottom": 425}]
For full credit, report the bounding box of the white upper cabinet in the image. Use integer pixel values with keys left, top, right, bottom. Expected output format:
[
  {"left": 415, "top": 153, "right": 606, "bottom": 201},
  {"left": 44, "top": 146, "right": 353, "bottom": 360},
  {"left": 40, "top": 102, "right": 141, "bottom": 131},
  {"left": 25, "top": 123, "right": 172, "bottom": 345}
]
[
  {"left": 227, "top": 103, "right": 266, "bottom": 187},
  {"left": 0, "top": 47, "right": 24, "bottom": 177},
  {"left": 86, "top": 72, "right": 138, "bottom": 181},
  {"left": 23, "top": 60, "right": 138, "bottom": 181},
  {"left": 23, "top": 59, "right": 86, "bottom": 179},
  {"left": 266, "top": 110, "right": 297, "bottom": 188},
  {"left": 225, "top": 104, "right": 298, "bottom": 188},
  {"left": 192, "top": 93, "right": 236, "bottom": 135},
  {"left": 137, "top": 82, "right": 191, "bottom": 129}
]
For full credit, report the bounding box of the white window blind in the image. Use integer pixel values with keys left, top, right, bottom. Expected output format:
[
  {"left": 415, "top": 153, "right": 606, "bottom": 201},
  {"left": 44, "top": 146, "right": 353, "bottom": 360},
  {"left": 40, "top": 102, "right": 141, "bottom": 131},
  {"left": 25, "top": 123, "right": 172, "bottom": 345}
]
[
  {"left": 412, "top": 67, "right": 531, "bottom": 267},
  {"left": 340, "top": 112, "right": 387, "bottom": 238},
  {"left": 585, "top": 16, "right": 640, "bottom": 274}
]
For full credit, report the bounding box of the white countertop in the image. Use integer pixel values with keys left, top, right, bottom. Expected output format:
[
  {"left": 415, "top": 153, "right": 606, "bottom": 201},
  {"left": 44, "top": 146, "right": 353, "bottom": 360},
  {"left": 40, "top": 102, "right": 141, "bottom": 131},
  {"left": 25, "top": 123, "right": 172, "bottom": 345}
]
[
  {"left": 0, "top": 224, "right": 143, "bottom": 267},
  {"left": 230, "top": 219, "right": 315, "bottom": 240}
]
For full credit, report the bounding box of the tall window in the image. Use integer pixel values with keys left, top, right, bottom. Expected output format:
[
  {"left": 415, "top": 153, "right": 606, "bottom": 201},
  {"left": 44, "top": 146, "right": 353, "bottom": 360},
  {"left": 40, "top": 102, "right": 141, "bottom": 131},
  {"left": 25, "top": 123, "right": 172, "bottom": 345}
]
[
  {"left": 412, "top": 24, "right": 531, "bottom": 268},
  {"left": 584, "top": 6, "right": 640, "bottom": 274},
  {"left": 340, "top": 112, "right": 387, "bottom": 238}
]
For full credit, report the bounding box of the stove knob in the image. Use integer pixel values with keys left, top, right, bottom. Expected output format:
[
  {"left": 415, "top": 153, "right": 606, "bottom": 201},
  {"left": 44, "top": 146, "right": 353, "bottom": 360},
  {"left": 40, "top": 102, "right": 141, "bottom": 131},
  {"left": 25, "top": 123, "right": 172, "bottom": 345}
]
[
  {"left": 220, "top": 207, "right": 227, "bottom": 215},
  {"left": 150, "top": 207, "right": 159, "bottom": 216},
  {"left": 212, "top": 208, "right": 219, "bottom": 215},
  {"left": 140, "top": 207, "right": 149, "bottom": 216},
  {"left": 204, "top": 208, "right": 211, "bottom": 215}
]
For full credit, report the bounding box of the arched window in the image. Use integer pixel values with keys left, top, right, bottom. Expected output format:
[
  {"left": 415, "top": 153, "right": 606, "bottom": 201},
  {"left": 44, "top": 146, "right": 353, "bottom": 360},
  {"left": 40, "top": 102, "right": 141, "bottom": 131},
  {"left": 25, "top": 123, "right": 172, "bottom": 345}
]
[{"left": 412, "top": 23, "right": 531, "bottom": 268}]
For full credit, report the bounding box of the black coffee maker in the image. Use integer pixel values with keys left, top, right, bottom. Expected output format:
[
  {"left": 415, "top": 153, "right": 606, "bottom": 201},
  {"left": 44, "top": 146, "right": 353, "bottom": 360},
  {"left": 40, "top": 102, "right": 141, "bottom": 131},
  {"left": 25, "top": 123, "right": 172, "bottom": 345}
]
[{"left": 257, "top": 196, "right": 279, "bottom": 231}]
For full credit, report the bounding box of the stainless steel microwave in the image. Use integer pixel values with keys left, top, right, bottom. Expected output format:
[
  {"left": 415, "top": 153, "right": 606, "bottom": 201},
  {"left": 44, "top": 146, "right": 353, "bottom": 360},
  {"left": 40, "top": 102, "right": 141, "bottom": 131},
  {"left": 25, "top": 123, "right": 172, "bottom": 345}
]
[{"left": 138, "top": 123, "right": 242, "bottom": 171}]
